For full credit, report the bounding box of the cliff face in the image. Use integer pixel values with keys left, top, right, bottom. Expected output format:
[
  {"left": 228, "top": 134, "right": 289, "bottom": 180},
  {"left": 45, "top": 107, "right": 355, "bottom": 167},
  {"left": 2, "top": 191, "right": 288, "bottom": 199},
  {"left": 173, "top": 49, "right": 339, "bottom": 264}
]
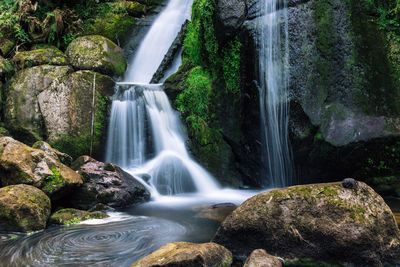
[{"left": 188, "top": 0, "right": 400, "bottom": 189}]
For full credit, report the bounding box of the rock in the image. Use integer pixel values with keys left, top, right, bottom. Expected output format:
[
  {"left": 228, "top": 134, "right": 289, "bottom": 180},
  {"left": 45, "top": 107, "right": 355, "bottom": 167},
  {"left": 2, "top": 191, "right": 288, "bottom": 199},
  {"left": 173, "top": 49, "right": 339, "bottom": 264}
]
[
  {"left": 341, "top": 178, "right": 358, "bottom": 189},
  {"left": 244, "top": 249, "right": 282, "bottom": 267},
  {"left": 70, "top": 156, "right": 150, "bottom": 210},
  {"left": 131, "top": 242, "right": 233, "bottom": 267},
  {"left": 5, "top": 65, "right": 73, "bottom": 139},
  {"left": 216, "top": 0, "right": 247, "bottom": 40},
  {"left": 395, "top": 213, "right": 400, "bottom": 227},
  {"left": 0, "top": 38, "right": 15, "bottom": 57},
  {"left": 0, "top": 184, "right": 51, "bottom": 232},
  {"left": 112, "top": 1, "right": 147, "bottom": 17},
  {"left": 49, "top": 208, "right": 109, "bottom": 225},
  {"left": 195, "top": 203, "right": 237, "bottom": 222},
  {"left": 0, "top": 137, "right": 83, "bottom": 198},
  {"left": 66, "top": 35, "right": 127, "bottom": 76},
  {"left": 213, "top": 182, "right": 400, "bottom": 265},
  {"left": 12, "top": 47, "right": 68, "bottom": 69},
  {"left": 38, "top": 70, "right": 114, "bottom": 158},
  {"left": 32, "top": 141, "right": 73, "bottom": 166}
]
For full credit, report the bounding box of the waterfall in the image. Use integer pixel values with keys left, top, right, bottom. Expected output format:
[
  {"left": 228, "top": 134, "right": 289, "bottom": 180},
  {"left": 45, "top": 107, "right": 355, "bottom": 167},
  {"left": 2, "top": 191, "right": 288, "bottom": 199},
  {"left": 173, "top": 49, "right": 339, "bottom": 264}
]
[
  {"left": 106, "top": 0, "right": 220, "bottom": 197},
  {"left": 258, "top": 0, "right": 293, "bottom": 187}
]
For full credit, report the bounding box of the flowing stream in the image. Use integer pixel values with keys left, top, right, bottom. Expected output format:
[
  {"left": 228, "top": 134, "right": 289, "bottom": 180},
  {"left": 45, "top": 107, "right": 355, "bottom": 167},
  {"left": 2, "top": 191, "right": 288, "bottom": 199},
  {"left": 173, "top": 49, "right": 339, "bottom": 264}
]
[{"left": 258, "top": 0, "right": 293, "bottom": 187}]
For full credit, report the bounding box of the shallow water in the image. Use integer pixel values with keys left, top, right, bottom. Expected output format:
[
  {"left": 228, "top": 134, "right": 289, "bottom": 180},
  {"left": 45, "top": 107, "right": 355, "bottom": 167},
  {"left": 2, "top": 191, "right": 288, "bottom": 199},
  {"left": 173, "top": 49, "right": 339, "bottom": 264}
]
[{"left": 0, "top": 191, "right": 258, "bottom": 267}]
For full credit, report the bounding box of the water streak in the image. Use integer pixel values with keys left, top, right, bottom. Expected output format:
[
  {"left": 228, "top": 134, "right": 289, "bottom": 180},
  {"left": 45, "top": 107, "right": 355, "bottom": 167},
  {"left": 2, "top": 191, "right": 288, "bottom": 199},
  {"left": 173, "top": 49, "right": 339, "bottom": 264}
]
[{"left": 258, "top": 0, "right": 293, "bottom": 187}]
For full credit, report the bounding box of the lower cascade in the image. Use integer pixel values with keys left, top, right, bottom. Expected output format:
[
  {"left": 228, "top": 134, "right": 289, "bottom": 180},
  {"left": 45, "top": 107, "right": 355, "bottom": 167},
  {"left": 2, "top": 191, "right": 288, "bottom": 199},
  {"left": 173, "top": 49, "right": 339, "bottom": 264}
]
[{"left": 106, "top": 83, "right": 220, "bottom": 197}]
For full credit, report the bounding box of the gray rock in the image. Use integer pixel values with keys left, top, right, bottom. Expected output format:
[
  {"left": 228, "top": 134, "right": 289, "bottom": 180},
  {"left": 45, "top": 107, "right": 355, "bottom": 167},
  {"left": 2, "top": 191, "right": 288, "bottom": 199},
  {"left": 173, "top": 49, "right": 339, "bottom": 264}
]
[
  {"left": 70, "top": 156, "right": 150, "bottom": 209},
  {"left": 244, "top": 249, "right": 282, "bottom": 267}
]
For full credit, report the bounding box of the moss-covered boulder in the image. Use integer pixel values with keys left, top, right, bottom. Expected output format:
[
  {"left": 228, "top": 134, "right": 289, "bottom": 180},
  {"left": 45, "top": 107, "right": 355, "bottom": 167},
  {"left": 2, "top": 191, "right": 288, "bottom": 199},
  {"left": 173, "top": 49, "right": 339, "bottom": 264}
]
[
  {"left": 0, "top": 137, "right": 83, "bottom": 198},
  {"left": 0, "top": 38, "right": 15, "bottom": 57},
  {"left": 66, "top": 35, "right": 127, "bottom": 76},
  {"left": 38, "top": 70, "right": 114, "bottom": 158},
  {"left": 49, "top": 208, "right": 109, "bottom": 226},
  {"left": 131, "top": 242, "right": 232, "bottom": 267},
  {"left": 213, "top": 181, "right": 400, "bottom": 265},
  {"left": 70, "top": 156, "right": 150, "bottom": 210},
  {"left": 112, "top": 1, "right": 147, "bottom": 17},
  {"left": 243, "top": 249, "right": 282, "bottom": 267},
  {"left": 32, "top": 141, "right": 73, "bottom": 166},
  {"left": 0, "top": 184, "right": 51, "bottom": 232},
  {"left": 0, "top": 56, "right": 14, "bottom": 79},
  {"left": 12, "top": 47, "right": 68, "bottom": 69},
  {"left": 5, "top": 65, "right": 73, "bottom": 140}
]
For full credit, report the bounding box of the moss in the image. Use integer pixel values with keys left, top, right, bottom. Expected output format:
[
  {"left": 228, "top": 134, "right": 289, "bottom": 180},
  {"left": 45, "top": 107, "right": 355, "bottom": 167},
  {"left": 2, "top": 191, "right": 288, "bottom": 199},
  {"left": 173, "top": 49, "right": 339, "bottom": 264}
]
[
  {"left": 41, "top": 165, "right": 66, "bottom": 195},
  {"left": 223, "top": 38, "right": 242, "bottom": 95}
]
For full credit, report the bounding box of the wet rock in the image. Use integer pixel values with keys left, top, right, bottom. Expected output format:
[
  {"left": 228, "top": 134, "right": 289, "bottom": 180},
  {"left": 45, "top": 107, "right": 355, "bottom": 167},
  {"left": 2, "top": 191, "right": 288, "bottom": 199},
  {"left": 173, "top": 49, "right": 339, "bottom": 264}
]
[
  {"left": 0, "top": 137, "right": 83, "bottom": 198},
  {"left": 244, "top": 249, "right": 282, "bottom": 267},
  {"left": 0, "top": 56, "right": 14, "bottom": 79},
  {"left": 0, "top": 184, "right": 51, "bottom": 232},
  {"left": 216, "top": 0, "right": 247, "bottom": 40},
  {"left": 341, "top": 178, "right": 358, "bottom": 190},
  {"left": 32, "top": 141, "right": 73, "bottom": 166},
  {"left": 131, "top": 242, "right": 233, "bottom": 267},
  {"left": 195, "top": 203, "right": 237, "bottom": 222},
  {"left": 66, "top": 35, "right": 127, "bottom": 76},
  {"left": 12, "top": 47, "right": 68, "bottom": 69},
  {"left": 70, "top": 156, "right": 150, "bottom": 210},
  {"left": 49, "top": 208, "right": 109, "bottom": 225},
  {"left": 213, "top": 182, "right": 400, "bottom": 265}
]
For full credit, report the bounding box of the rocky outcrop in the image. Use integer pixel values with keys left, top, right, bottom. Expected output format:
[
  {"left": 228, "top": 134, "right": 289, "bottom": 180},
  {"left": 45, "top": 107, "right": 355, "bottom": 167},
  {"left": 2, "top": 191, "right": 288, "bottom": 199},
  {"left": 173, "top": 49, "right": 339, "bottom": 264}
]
[
  {"left": 194, "top": 203, "right": 237, "bottom": 222},
  {"left": 66, "top": 35, "right": 127, "bottom": 76},
  {"left": 213, "top": 181, "right": 400, "bottom": 265},
  {"left": 49, "top": 208, "right": 108, "bottom": 225},
  {"left": 70, "top": 156, "right": 150, "bottom": 210},
  {"left": 131, "top": 242, "right": 233, "bottom": 267},
  {"left": 0, "top": 184, "right": 51, "bottom": 232},
  {"left": 0, "top": 137, "right": 83, "bottom": 198},
  {"left": 12, "top": 47, "right": 68, "bottom": 69},
  {"left": 216, "top": 0, "right": 247, "bottom": 40},
  {"left": 244, "top": 249, "right": 282, "bottom": 267}
]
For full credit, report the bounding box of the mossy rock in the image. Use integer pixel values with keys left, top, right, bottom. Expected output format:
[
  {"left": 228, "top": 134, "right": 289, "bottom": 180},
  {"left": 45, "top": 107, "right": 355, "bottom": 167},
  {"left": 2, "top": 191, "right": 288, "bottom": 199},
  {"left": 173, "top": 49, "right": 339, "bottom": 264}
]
[
  {"left": 12, "top": 47, "right": 68, "bottom": 69},
  {"left": 49, "top": 208, "right": 109, "bottom": 226},
  {"left": 0, "top": 38, "right": 15, "bottom": 57},
  {"left": 112, "top": 1, "right": 147, "bottom": 17},
  {"left": 0, "top": 137, "right": 83, "bottom": 199},
  {"left": 0, "top": 184, "right": 51, "bottom": 232},
  {"left": 0, "top": 56, "right": 14, "bottom": 79},
  {"left": 213, "top": 181, "right": 400, "bottom": 265},
  {"left": 66, "top": 35, "right": 127, "bottom": 76},
  {"left": 131, "top": 242, "right": 232, "bottom": 267},
  {"left": 32, "top": 141, "right": 73, "bottom": 166}
]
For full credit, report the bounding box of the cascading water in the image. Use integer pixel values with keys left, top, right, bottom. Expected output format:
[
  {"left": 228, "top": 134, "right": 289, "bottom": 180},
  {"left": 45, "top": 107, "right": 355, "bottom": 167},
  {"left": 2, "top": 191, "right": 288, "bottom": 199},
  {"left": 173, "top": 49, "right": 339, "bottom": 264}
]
[
  {"left": 258, "top": 0, "right": 293, "bottom": 187},
  {"left": 106, "top": 0, "right": 220, "bottom": 197}
]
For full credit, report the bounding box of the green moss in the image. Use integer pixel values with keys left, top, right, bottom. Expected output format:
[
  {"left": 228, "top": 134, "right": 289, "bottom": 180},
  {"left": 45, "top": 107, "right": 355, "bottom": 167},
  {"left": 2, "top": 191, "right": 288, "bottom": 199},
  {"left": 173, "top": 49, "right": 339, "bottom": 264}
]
[
  {"left": 41, "top": 166, "right": 66, "bottom": 195},
  {"left": 223, "top": 38, "right": 242, "bottom": 95},
  {"left": 50, "top": 208, "right": 108, "bottom": 226}
]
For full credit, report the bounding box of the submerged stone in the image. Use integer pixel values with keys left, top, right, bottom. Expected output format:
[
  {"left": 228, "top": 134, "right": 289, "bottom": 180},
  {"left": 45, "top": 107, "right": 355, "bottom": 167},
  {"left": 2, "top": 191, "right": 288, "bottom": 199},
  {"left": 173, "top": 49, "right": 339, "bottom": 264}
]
[
  {"left": 213, "top": 182, "right": 400, "bottom": 265},
  {"left": 131, "top": 242, "right": 233, "bottom": 267},
  {"left": 0, "top": 184, "right": 51, "bottom": 232}
]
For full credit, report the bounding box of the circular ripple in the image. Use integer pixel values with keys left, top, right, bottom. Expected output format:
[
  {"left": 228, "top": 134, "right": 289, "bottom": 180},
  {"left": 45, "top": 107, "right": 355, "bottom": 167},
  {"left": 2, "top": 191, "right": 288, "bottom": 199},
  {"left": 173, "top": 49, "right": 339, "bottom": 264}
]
[{"left": 0, "top": 216, "right": 186, "bottom": 267}]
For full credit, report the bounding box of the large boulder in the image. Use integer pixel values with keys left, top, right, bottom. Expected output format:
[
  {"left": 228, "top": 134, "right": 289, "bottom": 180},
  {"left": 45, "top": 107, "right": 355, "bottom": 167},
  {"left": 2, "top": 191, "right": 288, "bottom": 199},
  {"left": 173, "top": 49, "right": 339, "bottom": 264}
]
[
  {"left": 5, "top": 65, "right": 72, "bottom": 141},
  {"left": 49, "top": 208, "right": 108, "bottom": 226},
  {"left": 0, "top": 137, "right": 83, "bottom": 198},
  {"left": 0, "top": 184, "right": 51, "bottom": 232},
  {"left": 213, "top": 181, "right": 400, "bottom": 265},
  {"left": 5, "top": 64, "right": 114, "bottom": 157},
  {"left": 66, "top": 35, "right": 127, "bottom": 76},
  {"left": 70, "top": 156, "right": 150, "bottom": 210},
  {"left": 131, "top": 242, "right": 233, "bottom": 267},
  {"left": 12, "top": 47, "right": 68, "bottom": 69},
  {"left": 216, "top": 0, "right": 247, "bottom": 40},
  {"left": 32, "top": 141, "right": 73, "bottom": 166}
]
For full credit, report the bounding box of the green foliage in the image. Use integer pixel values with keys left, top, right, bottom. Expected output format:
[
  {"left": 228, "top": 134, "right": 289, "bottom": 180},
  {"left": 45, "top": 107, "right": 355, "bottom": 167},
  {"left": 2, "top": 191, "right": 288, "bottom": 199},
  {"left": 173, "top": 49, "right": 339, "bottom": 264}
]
[
  {"left": 223, "top": 39, "right": 242, "bottom": 95},
  {"left": 42, "top": 166, "right": 66, "bottom": 195},
  {"left": 176, "top": 67, "right": 213, "bottom": 145},
  {"left": 363, "top": 0, "right": 400, "bottom": 32}
]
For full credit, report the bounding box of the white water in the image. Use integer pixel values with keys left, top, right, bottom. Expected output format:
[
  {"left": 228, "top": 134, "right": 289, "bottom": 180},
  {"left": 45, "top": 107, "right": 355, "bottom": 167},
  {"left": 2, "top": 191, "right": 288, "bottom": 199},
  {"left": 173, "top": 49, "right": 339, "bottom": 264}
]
[
  {"left": 106, "top": 0, "right": 221, "bottom": 198},
  {"left": 258, "top": 0, "right": 293, "bottom": 187},
  {"left": 124, "top": 0, "right": 193, "bottom": 83}
]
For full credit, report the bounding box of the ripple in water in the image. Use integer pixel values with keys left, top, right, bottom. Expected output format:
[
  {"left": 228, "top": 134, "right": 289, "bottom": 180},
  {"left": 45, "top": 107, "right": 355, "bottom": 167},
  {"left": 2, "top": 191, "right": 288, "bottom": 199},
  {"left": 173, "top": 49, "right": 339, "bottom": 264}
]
[{"left": 0, "top": 215, "right": 186, "bottom": 267}]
